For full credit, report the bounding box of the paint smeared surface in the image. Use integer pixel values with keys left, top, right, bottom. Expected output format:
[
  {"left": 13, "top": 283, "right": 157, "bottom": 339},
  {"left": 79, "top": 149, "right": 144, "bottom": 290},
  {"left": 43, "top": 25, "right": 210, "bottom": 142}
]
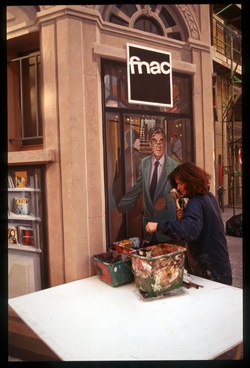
[{"left": 131, "top": 243, "right": 186, "bottom": 296}]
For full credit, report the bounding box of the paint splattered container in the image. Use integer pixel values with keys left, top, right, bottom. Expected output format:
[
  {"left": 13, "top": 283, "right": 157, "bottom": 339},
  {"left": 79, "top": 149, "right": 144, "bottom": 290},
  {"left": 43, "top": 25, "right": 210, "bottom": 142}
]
[
  {"left": 113, "top": 240, "right": 137, "bottom": 255},
  {"left": 130, "top": 243, "right": 186, "bottom": 297},
  {"left": 92, "top": 251, "right": 134, "bottom": 287}
]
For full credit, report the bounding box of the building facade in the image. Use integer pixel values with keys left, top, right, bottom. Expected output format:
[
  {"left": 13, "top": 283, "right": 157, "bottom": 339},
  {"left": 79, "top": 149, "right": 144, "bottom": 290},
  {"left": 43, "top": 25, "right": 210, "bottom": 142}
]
[
  {"left": 211, "top": 4, "right": 242, "bottom": 211},
  {"left": 7, "top": 5, "right": 241, "bottom": 294}
]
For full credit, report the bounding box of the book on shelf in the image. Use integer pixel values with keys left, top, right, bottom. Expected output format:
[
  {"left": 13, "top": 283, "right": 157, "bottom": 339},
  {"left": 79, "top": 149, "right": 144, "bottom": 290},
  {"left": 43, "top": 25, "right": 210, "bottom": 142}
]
[
  {"left": 13, "top": 197, "right": 30, "bottom": 215},
  {"left": 15, "top": 171, "right": 28, "bottom": 188},
  {"left": 8, "top": 174, "right": 15, "bottom": 188},
  {"left": 17, "top": 225, "right": 34, "bottom": 246},
  {"left": 8, "top": 226, "right": 18, "bottom": 244}
]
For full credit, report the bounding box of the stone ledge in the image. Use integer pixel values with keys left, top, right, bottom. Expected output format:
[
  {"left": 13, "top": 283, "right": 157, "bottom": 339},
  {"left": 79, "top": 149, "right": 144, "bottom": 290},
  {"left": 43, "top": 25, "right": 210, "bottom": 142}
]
[{"left": 8, "top": 149, "right": 56, "bottom": 166}]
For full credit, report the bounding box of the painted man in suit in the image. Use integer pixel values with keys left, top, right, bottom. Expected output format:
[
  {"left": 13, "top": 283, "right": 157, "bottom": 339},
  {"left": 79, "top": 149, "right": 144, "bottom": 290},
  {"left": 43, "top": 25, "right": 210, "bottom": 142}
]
[
  {"left": 113, "top": 129, "right": 143, "bottom": 238},
  {"left": 118, "top": 127, "right": 179, "bottom": 243}
]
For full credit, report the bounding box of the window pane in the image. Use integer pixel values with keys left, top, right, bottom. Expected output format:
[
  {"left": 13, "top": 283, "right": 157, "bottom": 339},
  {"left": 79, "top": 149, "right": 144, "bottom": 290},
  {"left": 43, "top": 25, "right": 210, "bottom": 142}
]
[
  {"left": 159, "top": 7, "right": 176, "bottom": 28},
  {"left": 105, "top": 112, "right": 127, "bottom": 243},
  {"left": 134, "top": 16, "right": 163, "bottom": 35},
  {"left": 22, "top": 54, "right": 42, "bottom": 146},
  {"left": 216, "top": 22, "right": 225, "bottom": 54},
  {"left": 116, "top": 4, "right": 137, "bottom": 18},
  {"left": 12, "top": 53, "right": 43, "bottom": 146},
  {"left": 166, "top": 118, "right": 192, "bottom": 163},
  {"left": 105, "top": 113, "right": 193, "bottom": 245},
  {"left": 104, "top": 64, "right": 128, "bottom": 108},
  {"left": 123, "top": 114, "right": 142, "bottom": 189},
  {"left": 122, "top": 115, "right": 143, "bottom": 238},
  {"left": 22, "top": 57, "right": 37, "bottom": 137},
  {"left": 109, "top": 14, "right": 128, "bottom": 27}
]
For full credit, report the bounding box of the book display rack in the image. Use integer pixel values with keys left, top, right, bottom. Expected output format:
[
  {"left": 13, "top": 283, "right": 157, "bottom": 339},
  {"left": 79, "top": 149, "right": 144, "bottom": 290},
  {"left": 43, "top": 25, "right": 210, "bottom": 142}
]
[{"left": 8, "top": 166, "right": 44, "bottom": 298}]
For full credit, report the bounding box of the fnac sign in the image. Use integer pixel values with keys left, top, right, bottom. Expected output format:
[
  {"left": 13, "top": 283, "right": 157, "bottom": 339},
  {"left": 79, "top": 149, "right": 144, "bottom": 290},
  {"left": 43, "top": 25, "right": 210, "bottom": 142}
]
[{"left": 127, "top": 43, "right": 173, "bottom": 107}]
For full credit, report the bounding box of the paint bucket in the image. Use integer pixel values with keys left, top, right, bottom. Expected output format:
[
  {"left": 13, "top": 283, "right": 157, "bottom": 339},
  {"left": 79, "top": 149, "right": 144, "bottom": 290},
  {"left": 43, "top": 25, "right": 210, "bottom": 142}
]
[
  {"left": 130, "top": 243, "right": 186, "bottom": 296},
  {"left": 92, "top": 250, "right": 134, "bottom": 287}
]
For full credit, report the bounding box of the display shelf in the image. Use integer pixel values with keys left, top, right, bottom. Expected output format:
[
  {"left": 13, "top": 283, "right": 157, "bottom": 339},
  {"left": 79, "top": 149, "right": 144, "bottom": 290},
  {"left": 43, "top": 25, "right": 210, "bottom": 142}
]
[
  {"left": 8, "top": 212, "right": 41, "bottom": 222},
  {"left": 8, "top": 243, "right": 42, "bottom": 253},
  {"left": 8, "top": 187, "right": 41, "bottom": 193},
  {"left": 8, "top": 165, "right": 44, "bottom": 298}
]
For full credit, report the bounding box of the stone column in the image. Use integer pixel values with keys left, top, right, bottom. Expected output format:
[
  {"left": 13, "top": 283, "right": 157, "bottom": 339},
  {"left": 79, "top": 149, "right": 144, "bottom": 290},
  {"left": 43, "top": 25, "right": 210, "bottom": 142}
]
[{"left": 38, "top": 6, "right": 106, "bottom": 286}]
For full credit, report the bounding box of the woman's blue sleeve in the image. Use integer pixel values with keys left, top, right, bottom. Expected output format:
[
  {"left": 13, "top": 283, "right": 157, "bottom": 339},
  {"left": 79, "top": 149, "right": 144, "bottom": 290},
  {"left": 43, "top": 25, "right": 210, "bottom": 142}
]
[{"left": 157, "top": 199, "right": 204, "bottom": 241}]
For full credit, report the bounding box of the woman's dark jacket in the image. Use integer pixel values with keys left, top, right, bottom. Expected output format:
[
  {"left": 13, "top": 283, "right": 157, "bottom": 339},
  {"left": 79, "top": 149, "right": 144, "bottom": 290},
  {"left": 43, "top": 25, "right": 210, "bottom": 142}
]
[{"left": 157, "top": 192, "right": 232, "bottom": 285}]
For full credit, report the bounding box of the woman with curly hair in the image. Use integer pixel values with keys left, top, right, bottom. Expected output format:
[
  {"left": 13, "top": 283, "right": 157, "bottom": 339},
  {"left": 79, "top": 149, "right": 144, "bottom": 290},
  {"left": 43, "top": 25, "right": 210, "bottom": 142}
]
[{"left": 146, "top": 162, "right": 232, "bottom": 285}]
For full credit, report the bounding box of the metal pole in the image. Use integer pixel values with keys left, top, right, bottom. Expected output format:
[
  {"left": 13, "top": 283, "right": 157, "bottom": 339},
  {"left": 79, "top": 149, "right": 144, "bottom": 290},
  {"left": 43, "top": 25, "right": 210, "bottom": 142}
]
[
  {"left": 230, "top": 35, "right": 236, "bottom": 216},
  {"left": 19, "top": 59, "right": 24, "bottom": 138},
  {"left": 221, "top": 79, "right": 225, "bottom": 211}
]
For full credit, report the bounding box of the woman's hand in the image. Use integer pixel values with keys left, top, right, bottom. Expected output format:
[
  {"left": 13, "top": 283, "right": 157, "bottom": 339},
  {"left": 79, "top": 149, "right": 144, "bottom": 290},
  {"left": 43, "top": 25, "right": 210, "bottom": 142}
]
[
  {"left": 176, "top": 208, "right": 184, "bottom": 220},
  {"left": 146, "top": 222, "right": 158, "bottom": 234}
]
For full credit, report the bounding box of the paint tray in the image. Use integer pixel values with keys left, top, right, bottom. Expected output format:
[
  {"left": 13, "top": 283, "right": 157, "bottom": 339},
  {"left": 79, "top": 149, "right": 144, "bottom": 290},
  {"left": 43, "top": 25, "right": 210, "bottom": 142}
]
[
  {"left": 92, "top": 250, "right": 134, "bottom": 287},
  {"left": 130, "top": 243, "right": 186, "bottom": 297}
]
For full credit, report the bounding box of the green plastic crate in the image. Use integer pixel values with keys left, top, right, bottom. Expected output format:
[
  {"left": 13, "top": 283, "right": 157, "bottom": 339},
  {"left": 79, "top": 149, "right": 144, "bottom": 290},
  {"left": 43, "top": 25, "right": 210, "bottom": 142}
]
[{"left": 92, "top": 251, "right": 134, "bottom": 287}]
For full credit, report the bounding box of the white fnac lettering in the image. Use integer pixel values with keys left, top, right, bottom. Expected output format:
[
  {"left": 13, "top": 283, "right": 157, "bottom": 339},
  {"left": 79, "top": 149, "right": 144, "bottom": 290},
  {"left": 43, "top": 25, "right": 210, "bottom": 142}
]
[{"left": 129, "top": 56, "right": 171, "bottom": 75}]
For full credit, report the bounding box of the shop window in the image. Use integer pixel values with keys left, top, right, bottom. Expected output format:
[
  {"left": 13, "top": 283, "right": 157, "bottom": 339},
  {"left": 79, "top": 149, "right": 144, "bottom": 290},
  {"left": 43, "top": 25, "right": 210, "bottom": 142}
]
[
  {"left": 8, "top": 50, "right": 43, "bottom": 146},
  {"left": 102, "top": 60, "right": 193, "bottom": 247}
]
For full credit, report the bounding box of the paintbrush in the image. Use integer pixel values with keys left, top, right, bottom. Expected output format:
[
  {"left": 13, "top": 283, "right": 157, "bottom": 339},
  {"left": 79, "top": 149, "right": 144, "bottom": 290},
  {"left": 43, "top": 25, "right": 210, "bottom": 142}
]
[{"left": 171, "top": 188, "right": 181, "bottom": 209}]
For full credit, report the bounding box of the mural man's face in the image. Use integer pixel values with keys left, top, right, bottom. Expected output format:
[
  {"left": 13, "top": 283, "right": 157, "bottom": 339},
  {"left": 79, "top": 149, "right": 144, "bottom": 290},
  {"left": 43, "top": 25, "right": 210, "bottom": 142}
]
[{"left": 150, "top": 133, "right": 166, "bottom": 160}]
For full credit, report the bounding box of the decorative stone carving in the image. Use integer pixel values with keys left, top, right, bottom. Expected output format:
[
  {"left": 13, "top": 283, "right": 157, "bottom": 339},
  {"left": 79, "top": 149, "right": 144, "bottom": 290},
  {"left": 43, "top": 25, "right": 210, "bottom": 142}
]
[
  {"left": 141, "top": 4, "right": 153, "bottom": 17},
  {"left": 178, "top": 5, "right": 199, "bottom": 40}
]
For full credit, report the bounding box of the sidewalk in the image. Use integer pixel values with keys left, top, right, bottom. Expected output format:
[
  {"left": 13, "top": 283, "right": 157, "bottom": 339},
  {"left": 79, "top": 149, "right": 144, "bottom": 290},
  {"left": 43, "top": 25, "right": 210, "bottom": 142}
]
[
  {"left": 221, "top": 206, "right": 243, "bottom": 289},
  {"left": 215, "top": 206, "right": 243, "bottom": 360}
]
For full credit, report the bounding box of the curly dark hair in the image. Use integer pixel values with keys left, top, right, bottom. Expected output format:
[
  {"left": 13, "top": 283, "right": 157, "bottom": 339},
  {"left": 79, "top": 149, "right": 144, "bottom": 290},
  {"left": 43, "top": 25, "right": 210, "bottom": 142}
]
[{"left": 167, "top": 162, "right": 211, "bottom": 198}]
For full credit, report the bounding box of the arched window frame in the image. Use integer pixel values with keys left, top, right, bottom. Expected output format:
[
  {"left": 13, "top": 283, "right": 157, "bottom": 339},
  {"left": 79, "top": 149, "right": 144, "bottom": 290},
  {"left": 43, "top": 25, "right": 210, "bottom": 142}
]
[{"left": 99, "top": 4, "right": 190, "bottom": 41}]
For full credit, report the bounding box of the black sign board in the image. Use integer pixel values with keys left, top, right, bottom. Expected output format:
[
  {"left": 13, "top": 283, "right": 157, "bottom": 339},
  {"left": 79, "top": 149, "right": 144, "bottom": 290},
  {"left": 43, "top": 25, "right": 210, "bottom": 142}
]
[{"left": 127, "top": 43, "right": 173, "bottom": 107}]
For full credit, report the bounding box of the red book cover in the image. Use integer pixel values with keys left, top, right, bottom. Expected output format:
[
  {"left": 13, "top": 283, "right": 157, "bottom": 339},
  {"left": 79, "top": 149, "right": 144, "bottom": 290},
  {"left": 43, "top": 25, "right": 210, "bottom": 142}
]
[{"left": 18, "top": 226, "right": 34, "bottom": 246}]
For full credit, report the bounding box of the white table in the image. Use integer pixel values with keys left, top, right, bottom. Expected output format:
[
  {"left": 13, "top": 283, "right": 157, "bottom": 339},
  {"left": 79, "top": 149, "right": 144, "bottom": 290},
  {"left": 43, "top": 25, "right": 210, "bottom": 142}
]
[{"left": 9, "top": 275, "right": 243, "bottom": 361}]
